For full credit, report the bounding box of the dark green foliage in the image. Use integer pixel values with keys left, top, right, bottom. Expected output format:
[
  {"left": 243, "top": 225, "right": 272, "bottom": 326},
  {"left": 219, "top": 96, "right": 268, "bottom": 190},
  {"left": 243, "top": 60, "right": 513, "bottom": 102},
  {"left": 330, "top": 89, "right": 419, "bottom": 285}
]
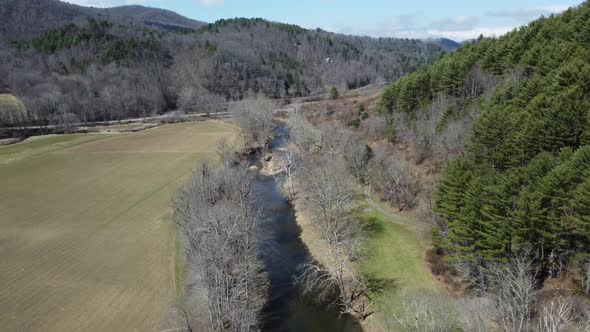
[
  {"left": 346, "top": 77, "right": 371, "bottom": 90},
  {"left": 406, "top": 2, "right": 590, "bottom": 282},
  {"left": 32, "top": 23, "right": 96, "bottom": 53},
  {"left": 348, "top": 119, "right": 361, "bottom": 128},
  {"left": 572, "top": 178, "right": 590, "bottom": 253},
  {"left": 329, "top": 86, "right": 339, "bottom": 99},
  {"left": 31, "top": 19, "right": 170, "bottom": 67},
  {"left": 201, "top": 18, "right": 306, "bottom": 35},
  {"left": 348, "top": 104, "right": 369, "bottom": 128},
  {"left": 201, "top": 40, "right": 217, "bottom": 52}
]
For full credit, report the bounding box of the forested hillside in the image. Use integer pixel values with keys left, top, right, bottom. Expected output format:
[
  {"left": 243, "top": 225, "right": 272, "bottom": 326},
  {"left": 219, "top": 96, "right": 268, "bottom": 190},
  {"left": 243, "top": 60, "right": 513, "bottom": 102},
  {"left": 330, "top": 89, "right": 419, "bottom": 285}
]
[
  {"left": 0, "top": 0, "right": 442, "bottom": 128},
  {"left": 377, "top": 2, "right": 590, "bottom": 291},
  {"left": 0, "top": 0, "right": 205, "bottom": 39}
]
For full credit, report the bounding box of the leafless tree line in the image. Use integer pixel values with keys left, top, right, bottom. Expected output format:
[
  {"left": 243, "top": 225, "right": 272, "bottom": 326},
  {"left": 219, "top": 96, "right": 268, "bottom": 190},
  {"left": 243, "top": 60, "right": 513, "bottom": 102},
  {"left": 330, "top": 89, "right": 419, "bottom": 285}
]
[
  {"left": 391, "top": 93, "right": 471, "bottom": 165},
  {"left": 289, "top": 112, "right": 374, "bottom": 184},
  {"left": 371, "top": 151, "right": 418, "bottom": 212},
  {"left": 290, "top": 110, "right": 422, "bottom": 212},
  {"left": 296, "top": 158, "right": 374, "bottom": 320},
  {"left": 387, "top": 253, "right": 590, "bottom": 332},
  {"left": 284, "top": 112, "right": 378, "bottom": 320},
  {"left": 231, "top": 95, "right": 276, "bottom": 151},
  {"left": 174, "top": 161, "right": 267, "bottom": 331}
]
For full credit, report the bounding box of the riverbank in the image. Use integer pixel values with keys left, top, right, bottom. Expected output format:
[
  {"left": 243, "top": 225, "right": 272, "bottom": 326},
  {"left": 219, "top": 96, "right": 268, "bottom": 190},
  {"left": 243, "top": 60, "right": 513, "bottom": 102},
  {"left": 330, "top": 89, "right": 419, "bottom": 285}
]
[
  {"left": 288, "top": 178, "right": 441, "bottom": 331},
  {"left": 290, "top": 195, "right": 334, "bottom": 270}
]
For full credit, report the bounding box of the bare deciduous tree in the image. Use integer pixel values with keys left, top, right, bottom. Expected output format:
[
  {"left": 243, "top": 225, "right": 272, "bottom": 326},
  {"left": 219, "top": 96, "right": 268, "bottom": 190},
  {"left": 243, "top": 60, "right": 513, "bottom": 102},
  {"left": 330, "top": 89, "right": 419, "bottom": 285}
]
[
  {"left": 276, "top": 141, "right": 298, "bottom": 199},
  {"left": 232, "top": 94, "right": 276, "bottom": 150},
  {"left": 488, "top": 254, "right": 537, "bottom": 332},
  {"left": 287, "top": 109, "right": 322, "bottom": 153},
  {"left": 360, "top": 115, "right": 390, "bottom": 141},
  {"left": 375, "top": 157, "right": 417, "bottom": 211},
  {"left": 342, "top": 134, "right": 373, "bottom": 183},
  {"left": 216, "top": 138, "right": 236, "bottom": 167},
  {"left": 386, "top": 291, "right": 461, "bottom": 332},
  {"left": 454, "top": 296, "right": 496, "bottom": 332},
  {"left": 174, "top": 162, "right": 267, "bottom": 331},
  {"left": 297, "top": 162, "right": 373, "bottom": 320},
  {"left": 435, "top": 119, "right": 469, "bottom": 164},
  {"left": 538, "top": 297, "right": 575, "bottom": 332}
]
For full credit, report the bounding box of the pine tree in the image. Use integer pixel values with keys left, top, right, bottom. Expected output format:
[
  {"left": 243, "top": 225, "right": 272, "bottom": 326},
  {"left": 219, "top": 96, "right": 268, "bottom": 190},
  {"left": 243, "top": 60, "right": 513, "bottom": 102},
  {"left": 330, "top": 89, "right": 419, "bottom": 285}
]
[
  {"left": 474, "top": 173, "right": 513, "bottom": 260},
  {"left": 530, "top": 146, "right": 590, "bottom": 260},
  {"left": 434, "top": 159, "right": 474, "bottom": 253},
  {"left": 572, "top": 177, "right": 590, "bottom": 253},
  {"left": 468, "top": 107, "right": 517, "bottom": 170}
]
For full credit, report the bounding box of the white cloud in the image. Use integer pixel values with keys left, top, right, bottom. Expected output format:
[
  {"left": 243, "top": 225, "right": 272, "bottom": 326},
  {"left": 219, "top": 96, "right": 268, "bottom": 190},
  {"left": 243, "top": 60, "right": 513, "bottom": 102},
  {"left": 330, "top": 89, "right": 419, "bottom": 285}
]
[
  {"left": 539, "top": 5, "right": 570, "bottom": 13},
  {"left": 338, "top": 13, "right": 509, "bottom": 41},
  {"left": 198, "top": 0, "right": 224, "bottom": 6},
  {"left": 488, "top": 5, "right": 571, "bottom": 20},
  {"left": 430, "top": 16, "right": 479, "bottom": 31},
  {"left": 338, "top": 5, "right": 569, "bottom": 41},
  {"left": 338, "top": 11, "right": 429, "bottom": 38},
  {"left": 427, "top": 26, "right": 514, "bottom": 41}
]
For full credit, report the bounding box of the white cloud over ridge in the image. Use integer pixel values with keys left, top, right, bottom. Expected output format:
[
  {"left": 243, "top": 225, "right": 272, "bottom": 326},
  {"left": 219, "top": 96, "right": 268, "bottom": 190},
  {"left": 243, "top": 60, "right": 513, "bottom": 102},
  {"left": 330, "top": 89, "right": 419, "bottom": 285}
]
[
  {"left": 339, "top": 3, "right": 572, "bottom": 41},
  {"left": 430, "top": 16, "right": 479, "bottom": 31},
  {"left": 427, "top": 26, "right": 514, "bottom": 41},
  {"left": 488, "top": 5, "right": 572, "bottom": 20}
]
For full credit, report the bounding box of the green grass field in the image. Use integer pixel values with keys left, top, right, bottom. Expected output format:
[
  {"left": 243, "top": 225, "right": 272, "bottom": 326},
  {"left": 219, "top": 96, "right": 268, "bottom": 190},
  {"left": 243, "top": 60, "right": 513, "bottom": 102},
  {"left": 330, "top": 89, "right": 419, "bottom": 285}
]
[
  {"left": 0, "top": 122, "right": 240, "bottom": 332},
  {"left": 357, "top": 208, "right": 440, "bottom": 331}
]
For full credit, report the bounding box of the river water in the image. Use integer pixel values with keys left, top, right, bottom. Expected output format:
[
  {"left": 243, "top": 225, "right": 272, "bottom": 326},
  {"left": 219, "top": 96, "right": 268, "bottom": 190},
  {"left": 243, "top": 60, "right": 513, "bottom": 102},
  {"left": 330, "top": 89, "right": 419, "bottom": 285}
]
[{"left": 252, "top": 125, "right": 362, "bottom": 331}]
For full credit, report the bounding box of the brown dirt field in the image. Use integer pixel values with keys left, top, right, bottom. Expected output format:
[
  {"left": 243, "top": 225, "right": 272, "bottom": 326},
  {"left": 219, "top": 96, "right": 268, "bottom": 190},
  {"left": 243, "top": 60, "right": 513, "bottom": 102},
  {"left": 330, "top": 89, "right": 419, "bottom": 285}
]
[
  {"left": 0, "top": 121, "right": 241, "bottom": 332},
  {"left": 301, "top": 87, "right": 383, "bottom": 125}
]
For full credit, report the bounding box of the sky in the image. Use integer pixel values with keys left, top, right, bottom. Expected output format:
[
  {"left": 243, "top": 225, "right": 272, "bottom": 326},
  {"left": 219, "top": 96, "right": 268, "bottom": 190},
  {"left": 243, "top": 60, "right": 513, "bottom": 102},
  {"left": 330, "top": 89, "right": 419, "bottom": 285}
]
[{"left": 64, "top": 0, "right": 582, "bottom": 41}]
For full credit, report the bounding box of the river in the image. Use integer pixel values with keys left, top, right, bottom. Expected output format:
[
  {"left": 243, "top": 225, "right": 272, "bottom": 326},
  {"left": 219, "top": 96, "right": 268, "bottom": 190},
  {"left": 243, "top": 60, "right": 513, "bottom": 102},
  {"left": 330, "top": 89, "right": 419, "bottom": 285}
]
[{"left": 251, "top": 125, "right": 363, "bottom": 331}]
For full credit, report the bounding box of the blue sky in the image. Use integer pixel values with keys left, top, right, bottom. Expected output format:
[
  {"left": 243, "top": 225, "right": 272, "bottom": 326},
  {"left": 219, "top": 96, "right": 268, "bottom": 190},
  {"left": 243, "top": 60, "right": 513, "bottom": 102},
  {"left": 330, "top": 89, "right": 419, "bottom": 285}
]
[{"left": 65, "top": 0, "right": 582, "bottom": 40}]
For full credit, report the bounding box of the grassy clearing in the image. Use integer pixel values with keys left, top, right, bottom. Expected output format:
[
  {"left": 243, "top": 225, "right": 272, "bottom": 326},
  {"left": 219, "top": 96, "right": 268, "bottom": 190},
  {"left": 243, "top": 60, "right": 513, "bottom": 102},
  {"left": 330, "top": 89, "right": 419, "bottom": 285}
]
[
  {"left": 0, "top": 134, "right": 105, "bottom": 165},
  {"left": 359, "top": 210, "right": 438, "bottom": 292},
  {"left": 0, "top": 94, "right": 26, "bottom": 111},
  {"left": 0, "top": 122, "right": 240, "bottom": 332},
  {"left": 356, "top": 207, "right": 440, "bottom": 331}
]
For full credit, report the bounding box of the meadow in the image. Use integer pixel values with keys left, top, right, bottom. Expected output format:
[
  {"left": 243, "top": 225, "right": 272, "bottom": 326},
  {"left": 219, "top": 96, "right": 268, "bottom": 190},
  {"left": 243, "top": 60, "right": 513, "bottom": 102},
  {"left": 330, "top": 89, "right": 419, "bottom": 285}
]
[
  {"left": 0, "top": 122, "right": 240, "bottom": 332},
  {"left": 357, "top": 207, "right": 440, "bottom": 331}
]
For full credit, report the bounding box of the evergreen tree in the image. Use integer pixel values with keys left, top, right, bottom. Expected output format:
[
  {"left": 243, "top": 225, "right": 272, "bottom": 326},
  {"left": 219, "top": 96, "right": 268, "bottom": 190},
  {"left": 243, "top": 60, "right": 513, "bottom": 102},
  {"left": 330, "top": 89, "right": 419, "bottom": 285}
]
[{"left": 572, "top": 177, "right": 590, "bottom": 254}]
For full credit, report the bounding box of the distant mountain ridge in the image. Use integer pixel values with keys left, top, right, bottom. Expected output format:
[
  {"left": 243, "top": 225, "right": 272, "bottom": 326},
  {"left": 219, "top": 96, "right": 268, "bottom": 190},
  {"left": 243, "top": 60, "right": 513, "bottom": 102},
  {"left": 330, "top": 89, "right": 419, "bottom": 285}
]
[
  {"left": 423, "top": 38, "right": 461, "bottom": 51},
  {"left": 0, "top": 0, "right": 205, "bottom": 39},
  {"left": 81, "top": 5, "right": 206, "bottom": 31}
]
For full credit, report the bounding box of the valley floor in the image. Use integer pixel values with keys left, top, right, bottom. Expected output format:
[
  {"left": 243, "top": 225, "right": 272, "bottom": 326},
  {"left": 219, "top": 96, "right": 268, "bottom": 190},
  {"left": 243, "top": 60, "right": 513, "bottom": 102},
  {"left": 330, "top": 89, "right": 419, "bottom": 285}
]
[{"left": 0, "top": 122, "right": 240, "bottom": 332}]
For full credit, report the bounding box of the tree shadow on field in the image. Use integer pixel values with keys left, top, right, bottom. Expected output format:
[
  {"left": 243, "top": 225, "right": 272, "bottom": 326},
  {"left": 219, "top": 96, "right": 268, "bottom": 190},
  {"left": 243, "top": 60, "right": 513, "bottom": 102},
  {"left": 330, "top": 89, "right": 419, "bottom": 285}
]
[
  {"left": 354, "top": 209, "right": 385, "bottom": 236},
  {"left": 364, "top": 273, "right": 399, "bottom": 295}
]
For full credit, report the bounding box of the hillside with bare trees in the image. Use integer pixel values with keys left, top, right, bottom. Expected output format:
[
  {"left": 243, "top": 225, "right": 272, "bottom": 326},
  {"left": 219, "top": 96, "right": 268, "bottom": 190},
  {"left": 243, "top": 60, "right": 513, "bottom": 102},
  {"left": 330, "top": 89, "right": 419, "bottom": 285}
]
[{"left": 0, "top": 0, "right": 442, "bottom": 130}]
